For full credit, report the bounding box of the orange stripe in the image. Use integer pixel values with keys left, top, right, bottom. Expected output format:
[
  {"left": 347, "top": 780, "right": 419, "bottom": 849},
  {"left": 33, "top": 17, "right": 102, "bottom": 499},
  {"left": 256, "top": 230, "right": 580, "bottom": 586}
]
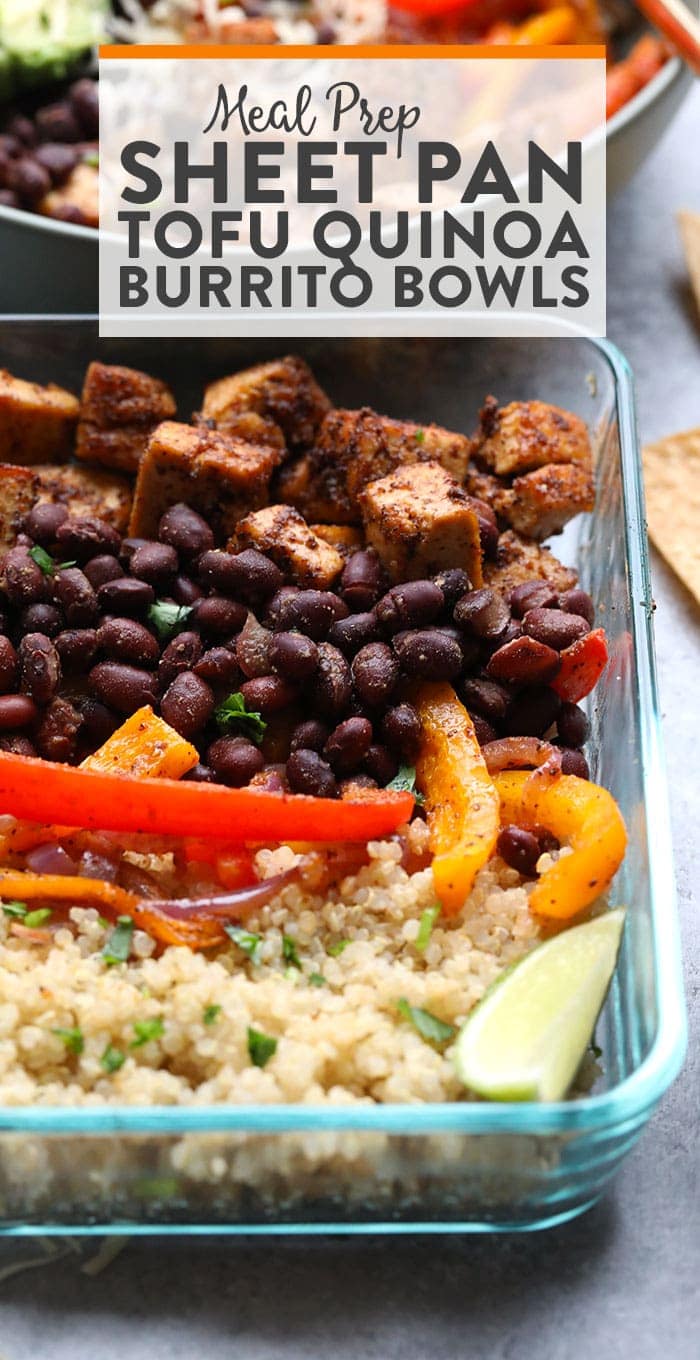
[{"left": 99, "top": 43, "right": 606, "bottom": 60}]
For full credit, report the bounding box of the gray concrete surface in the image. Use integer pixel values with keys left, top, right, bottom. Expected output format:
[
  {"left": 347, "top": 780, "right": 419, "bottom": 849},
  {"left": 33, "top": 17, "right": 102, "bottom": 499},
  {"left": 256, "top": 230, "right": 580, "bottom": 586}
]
[{"left": 0, "top": 84, "right": 698, "bottom": 1360}]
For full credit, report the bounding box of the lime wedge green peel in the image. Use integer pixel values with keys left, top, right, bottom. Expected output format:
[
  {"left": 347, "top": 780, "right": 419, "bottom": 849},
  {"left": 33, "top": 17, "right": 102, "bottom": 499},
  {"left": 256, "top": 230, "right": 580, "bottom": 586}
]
[{"left": 453, "top": 908, "right": 626, "bottom": 1103}]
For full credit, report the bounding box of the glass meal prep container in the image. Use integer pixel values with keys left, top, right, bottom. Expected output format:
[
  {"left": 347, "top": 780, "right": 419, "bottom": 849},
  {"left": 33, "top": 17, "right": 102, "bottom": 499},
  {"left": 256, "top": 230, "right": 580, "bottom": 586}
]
[{"left": 0, "top": 323, "right": 686, "bottom": 1235}]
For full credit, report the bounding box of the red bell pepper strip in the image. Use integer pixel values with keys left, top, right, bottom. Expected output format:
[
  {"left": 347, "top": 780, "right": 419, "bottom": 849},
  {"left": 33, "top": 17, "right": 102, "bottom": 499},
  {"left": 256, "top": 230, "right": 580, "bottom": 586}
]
[
  {"left": 551, "top": 628, "right": 608, "bottom": 704},
  {"left": 0, "top": 751, "right": 414, "bottom": 842}
]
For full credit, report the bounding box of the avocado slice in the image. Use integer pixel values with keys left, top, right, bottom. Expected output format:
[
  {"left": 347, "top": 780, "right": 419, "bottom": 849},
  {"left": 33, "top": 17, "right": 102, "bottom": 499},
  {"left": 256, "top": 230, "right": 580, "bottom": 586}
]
[{"left": 0, "top": 1, "right": 107, "bottom": 96}]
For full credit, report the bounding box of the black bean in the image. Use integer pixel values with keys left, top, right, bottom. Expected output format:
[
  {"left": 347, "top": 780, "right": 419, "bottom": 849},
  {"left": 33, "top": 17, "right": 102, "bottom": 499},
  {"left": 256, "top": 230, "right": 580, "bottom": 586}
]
[
  {"left": 7, "top": 156, "right": 50, "bottom": 202},
  {"left": 441, "top": 625, "right": 482, "bottom": 672},
  {"left": 235, "top": 615, "right": 273, "bottom": 678},
  {"left": 0, "top": 636, "right": 18, "bottom": 694},
  {"left": 193, "top": 595, "right": 247, "bottom": 639},
  {"left": 380, "top": 703, "right": 422, "bottom": 761},
  {"left": 240, "top": 675, "right": 297, "bottom": 716},
  {"left": 183, "top": 762, "right": 216, "bottom": 784},
  {"left": 0, "top": 734, "right": 36, "bottom": 756},
  {"left": 509, "top": 580, "right": 558, "bottom": 618},
  {"left": 53, "top": 568, "right": 98, "bottom": 626},
  {"left": 89, "top": 662, "right": 158, "bottom": 715},
  {"left": 73, "top": 696, "right": 118, "bottom": 747},
  {"left": 0, "top": 132, "right": 22, "bottom": 157},
  {"left": 557, "top": 701, "right": 590, "bottom": 748},
  {"left": 0, "top": 189, "right": 19, "bottom": 209},
  {"left": 558, "top": 588, "right": 595, "bottom": 627},
  {"left": 83, "top": 554, "right": 123, "bottom": 590},
  {"left": 461, "top": 677, "right": 511, "bottom": 726},
  {"left": 472, "top": 715, "right": 498, "bottom": 746},
  {"left": 97, "top": 617, "right": 160, "bottom": 668},
  {"left": 392, "top": 629, "right": 463, "bottom": 682},
  {"left": 161, "top": 671, "right": 214, "bottom": 737},
  {"left": 171, "top": 574, "right": 203, "bottom": 607},
  {"left": 352, "top": 642, "right": 399, "bottom": 708},
  {"left": 497, "top": 825, "right": 541, "bottom": 876},
  {"left": 130, "top": 541, "right": 179, "bottom": 588},
  {"left": 35, "top": 102, "right": 82, "bottom": 143},
  {"left": 0, "top": 694, "right": 37, "bottom": 730},
  {"left": 522, "top": 608, "right": 590, "bottom": 652},
  {"left": 324, "top": 717, "right": 373, "bottom": 774},
  {"left": 55, "top": 517, "right": 121, "bottom": 563},
  {"left": 207, "top": 736, "right": 265, "bottom": 787},
  {"left": 270, "top": 631, "right": 319, "bottom": 681},
  {"left": 376, "top": 581, "right": 445, "bottom": 634},
  {"left": 34, "top": 697, "right": 83, "bottom": 763},
  {"left": 454, "top": 588, "right": 510, "bottom": 639},
  {"left": 97, "top": 577, "right": 155, "bottom": 617},
  {"left": 54, "top": 629, "right": 98, "bottom": 672},
  {"left": 34, "top": 142, "right": 79, "bottom": 185},
  {"left": 432, "top": 568, "right": 471, "bottom": 607},
  {"left": 19, "top": 602, "right": 62, "bottom": 637},
  {"left": 158, "top": 503, "right": 214, "bottom": 558},
  {"left": 339, "top": 774, "right": 378, "bottom": 797},
  {"left": 277, "top": 590, "right": 348, "bottom": 641},
  {"left": 69, "top": 79, "right": 99, "bottom": 137},
  {"left": 486, "top": 636, "right": 560, "bottom": 686},
  {"left": 4, "top": 115, "right": 35, "bottom": 147},
  {"left": 193, "top": 646, "right": 240, "bottom": 686},
  {"left": 120, "top": 537, "right": 148, "bottom": 565},
  {"left": 472, "top": 500, "right": 499, "bottom": 560},
  {"left": 364, "top": 743, "right": 399, "bottom": 786},
  {"left": 505, "top": 686, "right": 561, "bottom": 738},
  {"left": 24, "top": 502, "right": 68, "bottom": 544},
  {"left": 559, "top": 748, "right": 590, "bottom": 779},
  {"left": 286, "top": 748, "right": 337, "bottom": 797},
  {"left": 310, "top": 643, "right": 352, "bottom": 718},
  {"left": 199, "top": 548, "right": 282, "bottom": 605},
  {"left": 492, "top": 620, "right": 523, "bottom": 649},
  {"left": 18, "top": 633, "right": 61, "bottom": 705},
  {"left": 327, "top": 611, "right": 380, "bottom": 656},
  {"left": 290, "top": 719, "right": 329, "bottom": 754},
  {"left": 3, "top": 547, "right": 48, "bottom": 607},
  {"left": 265, "top": 586, "right": 300, "bottom": 630},
  {"left": 158, "top": 631, "right": 203, "bottom": 687},
  {"left": 340, "top": 550, "right": 385, "bottom": 612}
]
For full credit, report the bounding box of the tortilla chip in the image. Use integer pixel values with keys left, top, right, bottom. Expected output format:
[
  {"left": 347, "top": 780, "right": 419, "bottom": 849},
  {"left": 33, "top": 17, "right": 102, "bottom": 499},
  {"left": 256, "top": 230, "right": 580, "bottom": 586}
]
[
  {"left": 677, "top": 211, "right": 700, "bottom": 313},
  {"left": 643, "top": 428, "right": 700, "bottom": 607}
]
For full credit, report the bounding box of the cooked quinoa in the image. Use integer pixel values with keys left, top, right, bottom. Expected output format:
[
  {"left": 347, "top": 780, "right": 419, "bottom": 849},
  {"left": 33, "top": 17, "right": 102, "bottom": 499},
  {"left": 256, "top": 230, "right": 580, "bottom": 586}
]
[{"left": 0, "top": 823, "right": 542, "bottom": 1109}]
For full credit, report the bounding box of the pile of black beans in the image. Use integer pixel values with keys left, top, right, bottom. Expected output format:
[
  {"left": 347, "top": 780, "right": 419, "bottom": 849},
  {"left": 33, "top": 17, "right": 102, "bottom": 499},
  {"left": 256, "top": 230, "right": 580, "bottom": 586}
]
[
  {"left": 0, "top": 79, "right": 98, "bottom": 222},
  {"left": 0, "top": 499, "right": 593, "bottom": 798}
]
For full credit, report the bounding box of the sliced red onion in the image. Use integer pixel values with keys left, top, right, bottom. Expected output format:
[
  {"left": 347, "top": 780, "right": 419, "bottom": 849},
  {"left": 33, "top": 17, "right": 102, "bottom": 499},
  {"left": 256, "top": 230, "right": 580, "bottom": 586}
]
[
  {"left": 145, "top": 870, "right": 296, "bottom": 921},
  {"left": 236, "top": 613, "right": 272, "bottom": 679},
  {"left": 80, "top": 850, "right": 120, "bottom": 883},
  {"left": 482, "top": 737, "right": 557, "bottom": 775},
  {"left": 26, "top": 843, "right": 77, "bottom": 876}
]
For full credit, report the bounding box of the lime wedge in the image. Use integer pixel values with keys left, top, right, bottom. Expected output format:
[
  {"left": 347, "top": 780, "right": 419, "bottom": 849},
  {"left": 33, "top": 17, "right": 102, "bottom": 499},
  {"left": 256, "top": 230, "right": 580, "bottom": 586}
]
[{"left": 454, "top": 908, "right": 626, "bottom": 1102}]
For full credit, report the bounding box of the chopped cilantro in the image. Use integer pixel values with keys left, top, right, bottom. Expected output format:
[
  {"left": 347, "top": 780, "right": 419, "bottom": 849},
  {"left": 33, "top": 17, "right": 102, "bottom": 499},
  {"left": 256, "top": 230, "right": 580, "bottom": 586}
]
[
  {"left": 415, "top": 905, "right": 441, "bottom": 953},
  {"left": 396, "top": 998, "right": 455, "bottom": 1045},
  {"left": 247, "top": 1026, "right": 277, "bottom": 1068},
  {"left": 214, "top": 692, "right": 267, "bottom": 745},
  {"left": 101, "top": 1043, "right": 125, "bottom": 1074},
  {"left": 52, "top": 1026, "right": 84, "bottom": 1055},
  {"left": 387, "top": 765, "right": 424, "bottom": 804},
  {"left": 147, "top": 599, "right": 193, "bottom": 642},
  {"left": 29, "top": 544, "right": 55, "bottom": 575},
  {"left": 24, "top": 908, "right": 52, "bottom": 928},
  {"left": 282, "top": 935, "right": 302, "bottom": 970},
  {"left": 2, "top": 901, "right": 27, "bottom": 919},
  {"left": 224, "top": 923, "right": 261, "bottom": 962},
  {"left": 130, "top": 1016, "right": 164, "bottom": 1048},
  {"left": 414, "top": 428, "right": 425, "bottom": 443},
  {"left": 83, "top": 150, "right": 99, "bottom": 168},
  {"left": 97, "top": 916, "right": 111, "bottom": 931},
  {"left": 203, "top": 1004, "right": 222, "bottom": 1026},
  {"left": 102, "top": 915, "right": 134, "bottom": 966},
  {"left": 591, "top": 1043, "right": 603, "bottom": 1059},
  {"left": 309, "top": 973, "right": 327, "bottom": 987},
  {"left": 327, "top": 939, "right": 349, "bottom": 957}
]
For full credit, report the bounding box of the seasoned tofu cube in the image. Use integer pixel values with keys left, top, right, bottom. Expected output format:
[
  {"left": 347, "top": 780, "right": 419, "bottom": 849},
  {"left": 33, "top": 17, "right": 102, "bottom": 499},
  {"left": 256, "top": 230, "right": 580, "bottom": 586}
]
[
  {"left": 360, "top": 462, "right": 483, "bottom": 585},
  {"left": 129, "top": 421, "right": 280, "bottom": 539},
  {"left": 483, "top": 530, "right": 577, "bottom": 596},
  {"left": 233, "top": 505, "right": 344, "bottom": 588},
  {"left": 0, "top": 464, "right": 37, "bottom": 550},
  {"left": 197, "top": 409, "right": 286, "bottom": 453},
  {"left": 310, "top": 524, "right": 363, "bottom": 559},
  {"left": 33, "top": 462, "right": 133, "bottom": 533},
  {"left": 38, "top": 162, "right": 99, "bottom": 229},
  {"left": 0, "top": 370, "right": 79, "bottom": 464},
  {"left": 274, "top": 453, "right": 357, "bottom": 525},
  {"left": 496, "top": 463, "right": 595, "bottom": 540},
  {"left": 312, "top": 407, "right": 472, "bottom": 506},
  {"left": 76, "top": 362, "right": 177, "bottom": 474},
  {"left": 200, "top": 356, "right": 331, "bottom": 450},
  {"left": 474, "top": 398, "right": 592, "bottom": 478}
]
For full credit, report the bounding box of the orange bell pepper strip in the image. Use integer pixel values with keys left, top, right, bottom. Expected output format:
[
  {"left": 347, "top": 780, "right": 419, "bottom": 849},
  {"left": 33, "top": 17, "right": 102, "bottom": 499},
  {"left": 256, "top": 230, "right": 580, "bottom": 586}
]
[
  {"left": 0, "top": 751, "right": 413, "bottom": 843},
  {"left": 81, "top": 706, "right": 199, "bottom": 780},
  {"left": 494, "top": 770, "right": 627, "bottom": 920},
  {"left": 413, "top": 682, "right": 500, "bottom": 915},
  {"left": 551, "top": 628, "right": 608, "bottom": 704}
]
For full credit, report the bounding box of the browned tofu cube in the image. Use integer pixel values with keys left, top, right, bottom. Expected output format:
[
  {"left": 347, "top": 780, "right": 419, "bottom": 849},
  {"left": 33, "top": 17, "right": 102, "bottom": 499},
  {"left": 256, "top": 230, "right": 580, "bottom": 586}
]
[
  {"left": 200, "top": 356, "right": 331, "bottom": 450},
  {"left": 360, "top": 462, "right": 483, "bottom": 585},
  {"left": 474, "top": 399, "right": 592, "bottom": 479},
  {"left": 310, "top": 524, "right": 363, "bottom": 559},
  {"left": 233, "top": 505, "right": 344, "bottom": 588},
  {"left": 483, "top": 530, "right": 577, "bottom": 596},
  {"left": 497, "top": 463, "right": 595, "bottom": 540},
  {"left": 33, "top": 463, "right": 133, "bottom": 533},
  {"left": 76, "top": 362, "right": 177, "bottom": 474},
  {"left": 0, "top": 370, "right": 79, "bottom": 464},
  {"left": 274, "top": 453, "right": 356, "bottom": 525},
  {"left": 311, "top": 408, "right": 472, "bottom": 507},
  {"left": 197, "top": 409, "right": 286, "bottom": 453},
  {"left": 0, "top": 464, "right": 38, "bottom": 549},
  {"left": 129, "top": 422, "right": 280, "bottom": 539}
]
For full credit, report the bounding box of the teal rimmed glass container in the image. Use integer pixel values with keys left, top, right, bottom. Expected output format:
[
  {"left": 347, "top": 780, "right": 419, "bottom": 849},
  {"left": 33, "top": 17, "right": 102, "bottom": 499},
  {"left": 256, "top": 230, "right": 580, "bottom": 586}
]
[{"left": 0, "top": 324, "right": 686, "bottom": 1234}]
